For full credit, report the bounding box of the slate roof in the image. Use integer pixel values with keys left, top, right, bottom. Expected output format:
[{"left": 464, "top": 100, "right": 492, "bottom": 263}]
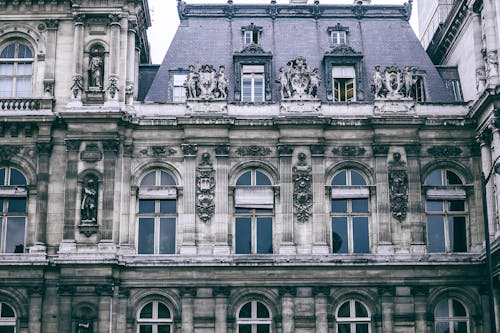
[
  {"left": 138, "top": 64, "right": 160, "bottom": 101},
  {"left": 144, "top": 1, "right": 454, "bottom": 103}
]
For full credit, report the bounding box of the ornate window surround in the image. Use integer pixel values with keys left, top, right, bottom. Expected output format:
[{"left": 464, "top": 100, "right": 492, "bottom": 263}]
[
  {"left": 323, "top": 47, "right": 364, "bottom": 102},
  {"left": 328, "top": 23, "right": 350, "bottom": 46},
  {"left": 241, "top": 23, "right": 263, "bottom": 47},
  {"left": 0, "top": 40, "right": 34, "bottom": 98},
  {"left": 233, "top": 49, "right": 273, "bottom": 102}
]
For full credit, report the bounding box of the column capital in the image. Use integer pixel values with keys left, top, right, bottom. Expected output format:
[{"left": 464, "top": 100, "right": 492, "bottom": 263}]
[
  {"left": 102, "top": 139, "right": 120, "bottom": 153},
  {"left": 36, "top": 141, "right": 53, "bottom": 155},
  {"left": 277, "top": 144, "right": 294, "bottom": 157},
  {"left": 213, "top": 286, "right": 231, "bottom": 297},
  {"left": 65, "top": 139, "right": 81, "bottom": 152},
  {"left": 45, "top": 19, "right": 59, "bottom": 30},
  {"left": 179, "top": 287, "right": 197, "bottom": 297},
  {"left": 181, "top": 144, "right": 198, "bottom": 157},
  {"left": 72, "top": 12, "right": 85, "bottom": 24},
  {"left": 214, "top": 144, "right": 230, "bottom": 157},
  {"left": 310, "top": 144, "right": 325, "bottom": 157},
  {"left": 278, "top": 286, "right": 297, "bottom": 297},
  {"left": 312, "top": 286, "right": 330, "bottom": 297},
  {"left": 108, "top": 13, "right": 122, "bottom": 26}
]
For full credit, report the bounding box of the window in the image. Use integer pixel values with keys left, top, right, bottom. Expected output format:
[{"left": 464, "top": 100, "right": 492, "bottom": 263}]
[
  {"left": 0, "top": 42, "right": 33, "bottom": 97},
  {"left": 234, "top": 170, "right": 273, "bottom": 254},
  {"left": 0, "top": 302, "right": 16, "bottom": 333},
  {"left": 241, "top": 65, "right": 264, "bottom": 103},
  {"left": 137, "top": 170, "right": 177, "bottom": 254},
  {"left": 137, "top": 301, "right": 173, "bottom": 333},
  {"left": 424, "top": 169, "right": 467, "bottom": 253},
  {"left": 332, "top": 66, "right": 356, "bottom": 102},
  {"left": 434, "top": 298, "right": 469, "bottom": 333},
  {"left": 336, "top": 300, "right": 371, "bottom": 333},
  {"left": 0, "top": 167, "right": 27, "bottom": 254},
  {"left": 241, "top": 23, "right": 262, "bottom": 47},
  {"left": 412, "top": 75, "right": 426, "bottom": 102},
  {"left": 331, "top": 31, "right": 347, "bottom": 45},
  {"left": 236, "top": 301, "right": 271, "bottom": 333},
  {"left": 331, "top": 169, "right": 369, "bottom": 254},
  {"left": 172, "top": 74, "right": 187, "bottom": 103},
  {"left": 445, "top": 79, "right": 463, "bottom": 101}
]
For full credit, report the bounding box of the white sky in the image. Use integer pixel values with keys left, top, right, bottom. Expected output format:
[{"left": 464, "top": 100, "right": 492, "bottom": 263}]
[{"left": 147, "top": 0, "right": 420, "bottom": 64}]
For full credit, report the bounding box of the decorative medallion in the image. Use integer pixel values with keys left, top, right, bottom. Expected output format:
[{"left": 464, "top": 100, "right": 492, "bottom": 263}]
[
  {"left": 370, "top": 64, "right": 419, "bottom": 100},
  {"left": 196, "top": 153, "right": 215, "bottom": 223},
  {"left": 215, "top": 145, "right": 230, "bottom": 156},
  {"left": 427, "top": 146, "right": 462, "bottom": 158},
  {"left": 292, "top": 153, "right": 313, "bottom": 223},
  {"left": 236, "top": 146, "right": 271, "bottom": 157},
  {"left": 388, "top": 152, "right": 408, "bottom": 222},
  {"left": 277, "top": 56, "right": 321, "bottom": 100},
  {"left": 332, "top": 146, "right": 366, "bottom": 157},
  {"left": 185, "top": 64, "right": 228, "bottom": 100}
]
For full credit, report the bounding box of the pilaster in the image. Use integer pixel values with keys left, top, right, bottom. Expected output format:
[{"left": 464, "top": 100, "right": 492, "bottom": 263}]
[
  {"left": 279, "top": 287, "right": 296, "bottom": 333},
  {"left": 278, "top": 145, "right": 296, "bottom": 254},
  {"left": 373, "top": 144, "right": 392, "bottom": 246},
  {"left": 214, "top": 145, "right": 230, "bottom": 254},
  {"left": 105, "top": 13, "right": 122, "bottom": 106},
  {"left": 405, "top": 144, "right": 424, "bottom": 249},
  {"left": 35, "top": 141, "right": 53, "bottom": 248},
  {"left": 479, "top": 131, "right": 496, "bottom": 238},
  {"left": 180, "top": 144, "right": 198, "bottom": 254},
  {"left": 313, "top": 287, "right": 329, "bottom": 333},
  {"left": 43, "top": 19, "right": 59, "bottom": 97},
  {"left": 63, "top": 140, "right": 80, "bottom": 240},
  {"left": 120, "top": 143, "right": 134, "bottom": 248},
  {"left": 482, "top": 0, "right": 499, "bottom": 84},
  {"left": 126, "top": 20, "right": 137, "bottom": 105},
  {"left": 214, "top": 287, "right": 230, "bottom": 333},
  {"left": 379, "top": 287, "right": 395, "bottom": 333},
  {"left": 180, "top": 287, "right": 196, "bottom": 333},
  {"left": 27, "top": 287, "right": 43, "bottom": 333},
  {"left": 412, "top": 286, "right": 428, "bottom": 333},
  {"left": 310, "top": 144, "right": 329, "bottom": 254},
  {"left": 101, "top": 140, "right": 119, "bottom": 242},
  {"left": 69, "top": 14, "right": 84, "bottom": 106}
]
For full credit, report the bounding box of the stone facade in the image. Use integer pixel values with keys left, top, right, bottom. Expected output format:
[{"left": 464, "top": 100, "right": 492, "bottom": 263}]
[{"left": 0, "top": 0, "right": 496, "bottom": 333}]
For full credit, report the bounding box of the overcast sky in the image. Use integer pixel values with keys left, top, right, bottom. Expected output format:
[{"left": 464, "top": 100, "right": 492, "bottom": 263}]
[{"left": 147, "top": 0, "right": 419, "bottom": 64}]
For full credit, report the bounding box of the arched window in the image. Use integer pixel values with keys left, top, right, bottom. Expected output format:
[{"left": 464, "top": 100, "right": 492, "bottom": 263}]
[
  {"left": 0, "top": 42, "right": 33, "bottom": 97},
  {"left": 0, "top": 302, "right": 16, "bottom": 332},
  {"left": 236, "top": 301, "right": 272, "bottom": 333},
  {"left": 331, "top": 169, "right": 370, "bottom": 254},
  {"left": 0, "top": 167, "right": 27, "bottom": 253},
  {"left": 336, "top": 300, "right": 371, "bottom": 333},
  {"left": 234, "top": 170, "right": 273, "bottom": 254},
  {"left": 424, "top": 169, "right": 467, "bottom": 253},
  {"left": 137, "top": 170, "right": 177, "bottom": 254},
  {"left": 137, "top": 301, "right": 173, "bottom": 333},
  {"left": 434, "top": 298, "right": 469, "bottom": 333}
]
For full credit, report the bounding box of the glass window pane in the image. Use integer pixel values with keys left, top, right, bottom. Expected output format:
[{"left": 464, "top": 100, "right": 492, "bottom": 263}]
[
  {"left": 242, "top": 77, "right": 252, "bottom": 102},
  {"left": 160, "top": 200, "right": 176, "bottom": 214},
  {"left": 427, "top": 216, "right": 445, "bottom": 253},
  {"left": 7, "top": 198, "right": 26, "bottom": 213},
  {"left": 452, "top": 300, "right": 467, "bottom": 317},
  {"left": 235, "top": 208, "right": 252, "bottom": 214},
  {"left": 0, "top": 78, "right": 13, "bottom": 97},
  {"left": 141, "top": 172, "right": 156, "bottom": 186},
  {"left": 255, "top": 208, "right": 273, "bottom": 214},
  {"left": 236, "top": 171, "right": 252, "bottom": 186},
  {"left": 0, "top": 304, "right": 15, "bottom": 317},
  {"left": 139, "top": 200, "right": 155, "bottom": 214},
  {"left": 9, "top": 168, "right": 26, "bottom": 185},
  {"left": 239, "top": 302, "right": 252, "bottom": 318},
  {"left": 0, "top": 44, "right": 15, "bottom": 58},
  {"left": 355, "top": 301, "right": 368, "bottom": 317},
  {"left": 257, "top": 302, "right": 270, "bottom": 318},
  {"left": 17, "top": 44, "right": 32, "bottom": 58},
  {"left": 158, "top": 303, "right": 171, "bottom": 318},
  {"left": 353, "top": 217, "right": 369, "bottom": 253},
  {"left": 159, "top": 218, "right": 176, "bottom": 254},
  {"left": 426, "top": 201, "right": 444, "bottom": 212},
  {"left": 235, "top": 218, "right": 252, "bottom": 254},
  {"left": 238, "top": 324, "right": 251, "bottom": 333},
  {"left": 0, "top": 199, "right": 3, "bottom": 213},
  {"left": 338, "top": 324, "right": 350, "bottom": 333},
  {"left": 138, "top": 218, "right": 155, "bottom": 254},
  {"left": 332, "top": 217, "right": 348, "bottom": 254},
  {"left": 15, "top": 77, "right": 31, "bottom": 97},
  {"left": 139, "top": 325, "right": 153, "bottom": 333},
  {"left": 332, "top": 171, "right": 346, "bottom": 185},
  {"left": 448, "top": 200, "right": 465, "bottom": 212},
  {"left": 0, "top": 168, "right": 5, "bottom": 185},
  {"left": 435, "top": 322, "right": 449, "bottom": 333},
  {"left": 446, "top": 170, "right": 462, "bottom": 185},
  {"left": 454, "top": 321, "right": 467, "bottom": 333},
  {"left": 160, "top": 171, "right": 176, "bottom": 186},
  {"left": 257, "top": 324, "right": 270, "bottom": 333},
  {"left": 0, "top": 327, "right": 15, "bottom": 333},
  {"left": 332, "top": 199, "right": 347, "bottom": 213},
  {"left": 257, "top": 217, "right": 272, "bottom": 254},
  {"left": 158, "top": 325, "right": 171, "bottom": 333},
  {"left": 352, "top": 199, "right": 368, "bottom": 213},
  {"left": 337, "top": 301, "right": 350, "bottom": 317},
  {"left": 0, "top": 64, "right": 14, "bottom": 75},
  {"left": 425, "top": 170, "right": 442, "bottom": 185},
  {"left": 350, "top": 171, "right": 366, "bottom": 186},
  {"left": 140, "top": 303, "right": 153, "bottom": 318},
  {"left": 256, "top": 171, "right": 271, "bottom": 186},
  {"left": 434, "top": 299, "right": 449, "bottom": 318},
  {"left": 450, "top": 217, "right": 466, "bottom": 253},
  {"left": 16, "top": 63, "right": 32, "bottom": 75},
  {"left": 6, "top": 217, "right": 25, "bottom": 253},
  {"left": 254, "top": 77, "right": 264, "bottom": 102},
  {"left": 356, "top": 323, "right": 369, "bottom": 333}
]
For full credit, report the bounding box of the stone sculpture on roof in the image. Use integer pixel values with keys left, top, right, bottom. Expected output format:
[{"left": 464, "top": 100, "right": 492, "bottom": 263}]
[
  {"left": 370, "top": 64, "right": 418, "bottom": 100},
  {"left": 277, "top": 56, "right": 321, "bottom": 100},
  {"left": 184, "top": 64, "right": 228, "bottom": 101}
]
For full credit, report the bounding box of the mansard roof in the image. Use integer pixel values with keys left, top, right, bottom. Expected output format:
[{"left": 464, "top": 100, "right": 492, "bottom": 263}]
[{"left": 144, "top": 1, "right": 454, "bottom": 103}]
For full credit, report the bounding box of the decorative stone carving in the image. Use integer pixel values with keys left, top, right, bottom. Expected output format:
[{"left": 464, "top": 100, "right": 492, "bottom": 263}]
[
  {"left": 277, "top": 145, "right": 294, "bottom": 156},
  {"left": 43, "top": 79, "right": 55, "bottom": 96},
  {"left": 236, "top": 146, "right": 271, "bottom": 157},
  {"left": 213, "top": 286, "right": 231, "bottom": 297},
  {"left": 88, "top": 50, "right": 104, "bottom": 89},
  {"left": 214, "top": 145, "right": 230, "bottom": 156},
  {"left": 177, "top": 0, "right": 187, "bottom": 20},
  {"left": 484, "top": 50, "right": 499, "bottom": 79},
  {"left": 352, "top": 2, "right": 367, "bottom": 19},
  {"left": 372, "top": 144, "right": 389, "bottom": 156},
  {"left": 181, "top": 144, "right": 198, "bottom": 156},
  {"left": 107, "top": 76, "right": 119, "bottom": 99},
  {"left": 36, "top": 142, "right": 53, "bottom": 156},
  {"left": 476, "top": 67, "right": 486, "bottom": 91},
  {"left": 370, "top": 65, "right": 418, "bottom": 100},
  {"left": 80, "top": 143, "right": 102, "bottom": 162},
  {"left": 66, "top": 140, "right": 81, "bottom": 152},
  {"left": 310, "top": 144, "right": 325, "bottom": 156},
  {"left": 400, "top": 0, "right": 413, "bottom": 21},
  {"left": 278, "top": 286, "right": 297, "bottom": 297},
  {"left": 388, "top": 152, "right": 408, "bottom": 222},
  {"left": 71, "top": 74, "right": 84, "bottom": 99},
  {"left": 196, "top": 153, "right": 215, "bottom": 223},
  {"left": 268, "top": 0, "right": 278, "bottom": 19},
  {"left": 312, "top": 286, "right": 330, "bottom": 296},
  {"left": 102, "top": 140, "right": 119, "bottom": 152},
  {"left": 292, "top": 153, "right": 313, "bottom": 223},
  {"left": 139, "top": 146, "right": 177, "bottom": 158},
  {"left": 427, "top": 146, "right": 462, "bottom": 157},
  {"left": 332, "top": 146, "right": 366, "bottom": 157},
  {"left": 0, "top": 146, "right": 21, "bottom": 162},
  {"left": 185, "top": 64, "right": 228, "bottom": 101},
  {"left": 278, "top": 56, "right": 321, "bottom": 100},
  {"left": 81, "top": 175, "right": 98, "bottom": 224},
  {"left": 76, "top": 321, "right": 92, "bottom": 333}
]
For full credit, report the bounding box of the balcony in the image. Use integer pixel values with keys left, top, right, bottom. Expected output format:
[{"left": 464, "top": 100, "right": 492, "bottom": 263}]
[{"left": 0, "top": 98, "right": 54, "bottom": 112}]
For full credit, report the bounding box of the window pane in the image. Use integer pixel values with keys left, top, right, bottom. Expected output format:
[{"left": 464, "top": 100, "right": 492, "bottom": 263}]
[
  {"left": 346, "top": 79, "right": 354, "bottom": 101},
  {"left": 139, "top": 200, "right": 155, "bottom": 214},
  {"left": 332, "top": 199, "right": 347, "bottom": 213},
  {"left": 140, "top": 303, "right": 153, "bottom": 318},
  {"left": 332, "top": 217, "right": 348, "bottom": 253},
  {"left": 0, "top": 78, "right": 13, "bottom": 97},
  {"left": 452, "top": 300, "right": 467, "bottom": 317},
  {"left": 351, "top": 171, "right": 366, "bottom": 185},
  {"left": 338, "top": 324, "right": 350, "bottom": 333},
  {"left": 138, "top": 218, "right": 155, "bottom": 254},
  {"left": 427, "top": 216, "right": 445, "bottom": 253},
  {"left": 0, "top": 64, "right": 14, "bottom": 75},
  {"left": 355, "top": 301, "right": 368, "bottom": 317},
  {"left": 449, "top": 216, "right": 466, "bottom": 253},
  {"left": 0, "top": 327, "right": 15, "bottom": 333},
  {"left": 159, "top": 218, "right": 176, "bottom": 254},
  {"left": 139, "top": 325, "right": 153, "bottom": 333},
  {"left": 17, "top": 44, "right": 32, "bottom": 58},
  {"left": 16, "top": 77, "right": 31, "bottom": 97},
  {"left": 352, "top": 199, "right": 368, "bottom": 213},
  {"left": 160, "top": 171, "right": 176, "bottom": 186},
  {"left": 9, "top": 168, "right": 26, "bottom": 185},
  {"left": 256, "top": 171, "right": 271, "bottom": 186},
  {"left": 158, "top": 325, "right": 171, "bottom": 333},
  {"left": 454, "top": 321, "right": 467, "bottom": 333},
  {"left": 448, "top": 200, "right": 465, "bottom": 212},
  {"left": 235, "top": 218, "right": 252, "bottom": 254},
  {"left": 6, "top": 217, "right": 25, "bottom": 253},
  {"left": 337, "top": 302, "right": 350, "bottom": 317},
  {"left": 239, "top": 302, "right": 252, "bottom": 318},
  {"left": 0, "top": 168, "right": 5, "bottom": 185},
  {"left": 160, "top": 200, "right": 176, "bottom": 214},
  {"left": 353, "top": 217, "right": 369, "bottom": 253},
  {"left": 141, "top": 172, "right": 156, "bottom": 186},
  {"left": 434, "top": 299, "right": 449, "bottom": 318},
  {"left": 7, "top": 198, "right": 26, "bottom": 213},
  {"left": 425, "top": 170, "right": 442, "bottom": 185},
  {"left": 257, "top": 302, "right": 270, "bottom": 318},
  {"left": 257, "top": 217, "right": 272, "bottom": 254},
  {"left": 255, "top": 208, "right": 273, "bottom": 214},
  {"left": 238, "top": 324, "right": 251, "bottom": 333},
  {"left": 446, "top": 170, "right": 462, "bottom": 185},
  {"left": 257, "top": 324, "right": 270, "bottom": 333},
  {"left": 236, "top": 171, "right": 252, "bottom": 186},
  {"left": 426, "top": 201, "right": 444, "bottom": 212},
  {"left": 332, "top": 171, "right": 346, "bottom": 185},
  {"left": 0, "top": 44, "right": 15, "bottom": 58},
  {"left": 158, "top": 303, "right": 171, "bottom": 318},
  {"left": 0, "top": 199, "right": 3, "bottom": 213},
  {"left": 242, "top": 77, "right": 252, "bottom": 102},
  {"left": 435, "top": 322, "right": 449, "bottom": 333},
  {"left": 0, "top": 304, "right": 15, "bottom": 317},
  {"left": 254, "top": 77, "right": 264, "bottom": 102},
  {"left": 235, "top": 208, "right": 252, "bottom": 214},
  {"left": 17, "top": 63, "right": 32, "bottom": 75},
  {"left": 356, "top": 323, "right": 369, "bottom": 333}
]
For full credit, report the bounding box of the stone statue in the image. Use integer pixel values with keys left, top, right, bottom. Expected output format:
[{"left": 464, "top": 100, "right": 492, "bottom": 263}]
[
  {"left": 372, "top": 65, "right": 385, "bottom": 97},
  {"left": 184, "top": 64, "right": 228, "bottom": 101},
  {"left": 185, "top": 65, "right": 198, "bottom": 99},
  {"left": 402, "top": 66, "right": 414, "bottom": 98},
  {"left": 277, "top": 67, "right": 291, "bottom": 99},
  {"left": 199, "top": 64, "right": 216, "bottom": 99},
  {"left": 371, "top": 65, "right": 418, "bottom": 100},
  {"left": 279, "top": 56, "right": 320, "bottom": 100},
  {"left": 88, "top": 55, "right": 103, "bottom": 89},
  {"left": 308, "top": 68, "right": 321, "bottom": 97},
  {"left": 216, "top": 65, "right": 228, "bottom": 99},
  {"left": 81, "top": 177, "right": 97, "bottom": 223}
]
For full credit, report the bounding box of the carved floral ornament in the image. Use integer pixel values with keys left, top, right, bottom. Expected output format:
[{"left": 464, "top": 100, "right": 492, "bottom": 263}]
[
  {"left": 277, "top": 56, "right": 321, "bottom": 100},
  {"left": 185, "top": 64, "right": 228, "bottom": 101},
  {"left": 370, "top": 64, "right": 419, "bottom": 100},
  {"left": 196, "top": 153, "right": 215, "bottom": 223},
  {"left": 236, "top": 146, "right": 271, "bottom": 157},
  {"left": 388, "top": 152, "right": 408, "bottom": 222},
  {"left": 292, "top": 153, "right": 313, "bottom": 223}
]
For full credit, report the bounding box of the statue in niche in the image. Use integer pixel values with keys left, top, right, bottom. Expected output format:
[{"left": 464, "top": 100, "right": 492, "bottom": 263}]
[
  {"left": 370, "top": 64, "right": 418, "bottom": 100},
  {"left": 402, "top": 66, "right": 415, "bottom": 98},
  {"left": 279, "top": 56, "right": 321, "bottom": 100},
  {"left": 216, "top": 65, "right": 228, "bottom": 99},
  {"left": 81, "top": 177, "right": 98, "bottom": 223},
  {"left": 184, "top": 64, "right": 228, "bottom": 101},
  {"left": 372, "top": 65, "right": 384, "bottom": 97},
  {"left": 88, "top": 46, "right": 104, "bottom": 89}
]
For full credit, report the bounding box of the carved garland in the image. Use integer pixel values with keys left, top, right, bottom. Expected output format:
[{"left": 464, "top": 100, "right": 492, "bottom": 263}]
[
  {"left": 236, "top": 145, "right": 271, "bottom": 157},
  {"left": 388, "top": 152, "right": 408, "bottom": 222},
  {"left": 292, "top": 153, "right": 313, "bottom": 223},
  {"left": 196, "top": 153, "right": 215, "bottom": 223}
]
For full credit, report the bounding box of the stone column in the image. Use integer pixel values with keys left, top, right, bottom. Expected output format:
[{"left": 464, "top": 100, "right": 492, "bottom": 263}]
[
  {"left": 311, "top": 145, "right": 329, "bottom": 254},
  {"left": 180, "top": 288, "right": 196, "bottom": 333},
  {"left": 62, "top": 140, "right": 81, "bottom": 241},
  {"left": 214, "top": 287, "right": 230, "bottom": 333},
  {"left": 42, "top": 285, "right": 59, "bottom": 332},
  {"left": 405, "top": 144, "right": 424, "bottom": 247},
  {"left": 126, "top": 20, "right": 137, "bottom": 105},
  {"left": 120, "top": 143, "right": 134, "bottom": 247},
  {"left": 35, "top": 142, "right": 53, "bottom": 248},
  {"left": 279, "top": 287, "right": 296, "bottom": 333},
  {"left": 43, "top": 19, "right": 58, "bottom": 98},
  {"left": 116, "top": 288, "right": 130, "bottom": 333},
  {"left": 57, "top": 285, "right": 75, "bottom": 333},
  {"left": 482, "top": 0, "right": 499, "bottom": 85},
  {"left": 479, "top": 131, "right": 496, "bottom": 237},
  {"left": 180, "top": 144, "right": 198, "bottom": 254},
  {"left": 105, "top": 13, "right": 121, "bottom": 105},
  {"left": 313, "top": 287, "right": 329, "bottom": 333},
  {"left": 69, "top": 14, "right": 84, "bottom": 105},
  {"left": 379, "top": 287, "right": 394, "bottom": 333},
  {"left": 96, "top": 285, "right": 114, "bottom": 333},
  {"left": 101, "top": 140, "right": 119, "bottom": 243},
  {"left": 27, "top": 287, "right": 43, "bottom": 333},
  {"left": 412, "top": 286, "right": 428, "bottom": 333},
  {"left": 491, "top": 124, "right": 500, "bottom": 232},
  {"left": 214, "top": 145, "right": 230, "bottom": 254},
  {"left": 278, "top": 145, "right": 296, "bottom": 254},
  {"left": 471, "top": 10, "right": 487, "bottom": 92},
  {"left": 373, "top": 144, "right": 392, "bottom": 245}
]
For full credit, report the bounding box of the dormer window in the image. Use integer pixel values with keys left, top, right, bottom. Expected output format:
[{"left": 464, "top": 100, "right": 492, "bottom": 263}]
[
  {"left": 328, "top": 23, "right": 349, "bottom": 47},
  {"left": 242, "top": 23, "right": 263, "bottom": 47}
]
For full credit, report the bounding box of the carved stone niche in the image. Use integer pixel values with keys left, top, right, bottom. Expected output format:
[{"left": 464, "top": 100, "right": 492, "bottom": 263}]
[
  {"left": 79, "top": 174, "right": 99, "bottom": 237},
  {"left": 85, "top": 43, "right": 106, "bottom": 103}
]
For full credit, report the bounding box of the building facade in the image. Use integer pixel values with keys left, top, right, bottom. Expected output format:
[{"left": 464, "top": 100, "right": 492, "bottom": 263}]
[{"left": 0, "top": 0, "right": 497, "bottom": 332}]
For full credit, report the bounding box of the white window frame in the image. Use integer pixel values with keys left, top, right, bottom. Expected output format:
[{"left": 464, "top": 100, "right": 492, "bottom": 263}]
[
  {"left": 241, "top": 65, "right": 265, "bottom": 103},
  {"left": 0, "top": 42, "right": 33, "bottom": 97},
  {"left": 336, "top": 300, "right": 371, "bottom": 333},
  {"left": 332, "top": 66, "right": 356, "bottom": 102},
  {"left": 0, "top": 302, "right": 16, "bottom": 332},
  {"left": 434, "top": 298, "right": 469, "bottom": 333},
  {"left": 172, "top": 74, "right": 187, "bottom": 103},
  {"left": 236, "top": 301, "right": 272, "bottom": 333},
  {"left": 331, "top": 30, "right": 347, "bottom": 45},
  {"left": 243, "top": 30, "right": 256, "bottom": 46},
  {"left": 137, "top": 301, "right": 173, "bottom": 333}
]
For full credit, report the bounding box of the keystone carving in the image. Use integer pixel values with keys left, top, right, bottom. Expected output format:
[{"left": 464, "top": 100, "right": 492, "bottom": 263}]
[
  {"left": 388, "top": 152, "right": 408, "bottom": 222},
  {"left": 185, "top": 64, "right": 228, "bottom": 100},
  {"left": 277, "top": 56, "right": 321, "bottom": 100},
  {"left": 236, "top": 146, "right": 271, "bottom": 157},
  {"left": 427, "top": 146, "right": 462, "bottom": 157},
  {"left": 196, "top": 153, "right": 215, "bottom": 223},
  {"left": 370, "top": 65, "right": 419, "bottom": 100},
  {"left": 293, "top": 153, "right": 313, "bottom": 223}
]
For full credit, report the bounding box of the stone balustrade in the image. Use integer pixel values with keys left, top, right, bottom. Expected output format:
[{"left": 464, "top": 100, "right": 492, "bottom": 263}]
[{"left": 0, "top": 98, "right": 54, "bottom": 111}]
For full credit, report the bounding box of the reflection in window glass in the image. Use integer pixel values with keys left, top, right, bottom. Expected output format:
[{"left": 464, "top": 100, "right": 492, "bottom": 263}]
[
  {"left": 237, "top": 301, "right": 271, "bottom": 333},
  {"left": 138, "top": 301, "right": 172, "bottom": 333},
  {"left": 336, "top": 300, "right": 370, "bottom": 333},
  {"left": 0, "top": 42, "right": 33, "bottom": 97},
  {"left": 434, "top": 299, "right": 469, "bottom": 333}
]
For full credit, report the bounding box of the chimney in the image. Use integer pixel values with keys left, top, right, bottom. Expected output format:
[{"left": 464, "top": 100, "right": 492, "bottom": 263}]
[
  {"left": 354, "top": 0, "right": 371, "bottom": 4},
  {"left": 290, "top": 0, "right": 308, "bottom": 4}
]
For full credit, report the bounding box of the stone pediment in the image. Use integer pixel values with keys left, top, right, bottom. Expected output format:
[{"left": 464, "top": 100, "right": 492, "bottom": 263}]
[
  {"left": 235, "top": 44, "right": 272, "bottom": 56},
  {"left": 325, "top": 44, "right": 362, "bottom": 56}
]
